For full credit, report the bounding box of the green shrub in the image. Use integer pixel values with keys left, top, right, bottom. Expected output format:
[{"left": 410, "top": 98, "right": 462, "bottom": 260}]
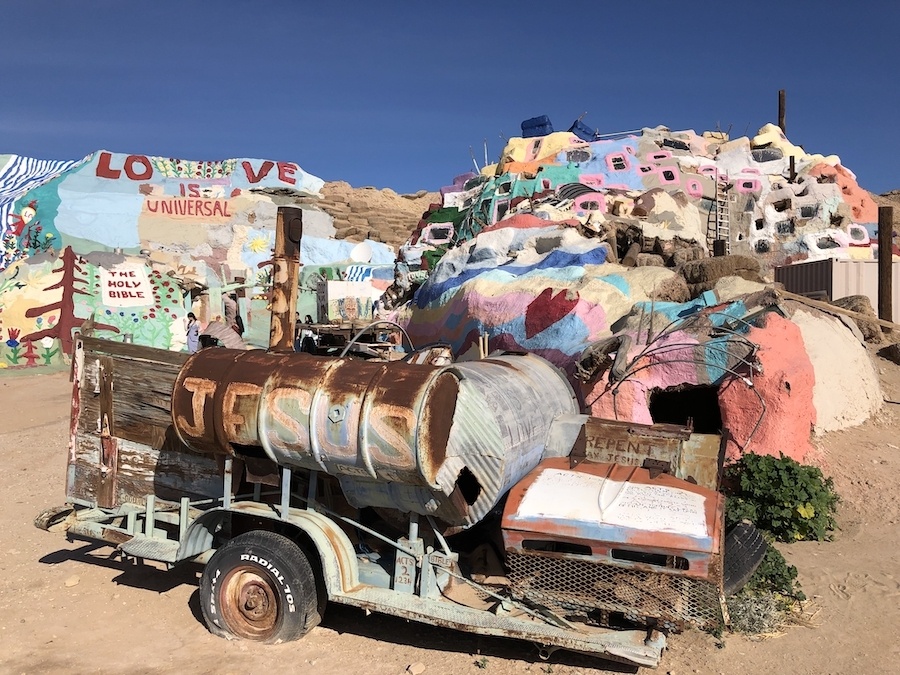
[
  {"left": 741, "top": 544, "right": 805, "bottom": 601},
  {"left": 727, "top": 544, "right": 805, "bottom": 634},
  {"left": 724, "top": 453, "right": 839, "bottom": 542}
]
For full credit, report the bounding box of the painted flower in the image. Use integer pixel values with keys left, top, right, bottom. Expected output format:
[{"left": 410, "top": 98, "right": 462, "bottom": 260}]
[
  {"left": 40, "top": 337, "right": 54, "bottom": 349},
  {"left": 6, "top": 327, "right": 20, "bottom": 348},
  {"left": 247, "top": 235, "right": 270, "bottom": 253}
]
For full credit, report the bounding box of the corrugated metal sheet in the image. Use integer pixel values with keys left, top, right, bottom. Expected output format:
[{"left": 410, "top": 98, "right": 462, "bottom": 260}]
[
  {"left": 774, "top": 258, "right": 833, "bottom": 299},
  {"left": 435, "top": 354, "right": 579, "bottom": 527}
]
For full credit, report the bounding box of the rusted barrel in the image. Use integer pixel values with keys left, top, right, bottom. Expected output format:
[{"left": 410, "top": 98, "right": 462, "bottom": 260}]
[{"left": 172, "top": 350, "right": 577, "bottom": 526}]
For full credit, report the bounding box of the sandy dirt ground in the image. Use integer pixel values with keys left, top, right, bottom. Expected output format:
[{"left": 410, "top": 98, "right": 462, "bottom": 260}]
[{"left": 1, "top": 355, "right": 899, "bottom": 675}]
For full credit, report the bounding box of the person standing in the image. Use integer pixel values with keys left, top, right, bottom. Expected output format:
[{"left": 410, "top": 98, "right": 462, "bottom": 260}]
[
  {"left": 186, "top": 312, "right": 200, "bottom": 353},
  {"left": 223, "top": 292, "right": 244, "bottom": 336}
]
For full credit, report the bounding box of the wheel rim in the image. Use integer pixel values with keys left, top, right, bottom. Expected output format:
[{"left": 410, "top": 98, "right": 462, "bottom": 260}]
[{"left": 219, "top": 566, "right": 281, "bottom": 640}]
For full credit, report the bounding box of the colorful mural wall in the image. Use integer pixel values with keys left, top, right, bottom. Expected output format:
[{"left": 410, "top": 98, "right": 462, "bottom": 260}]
[{"left": 0, "top": 151, "right": 392, "bottom": 370}]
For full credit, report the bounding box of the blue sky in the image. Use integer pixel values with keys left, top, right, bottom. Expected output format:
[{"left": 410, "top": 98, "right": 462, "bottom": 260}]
[{"left": 2, "top": 1, "right": 899, "bottom": 194}]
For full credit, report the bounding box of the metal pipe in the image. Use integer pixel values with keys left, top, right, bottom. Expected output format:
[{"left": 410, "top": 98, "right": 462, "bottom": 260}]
[
  {"left": 223, "top": 458, "right": 232, "bottom": 510},
  {"left": 145, "top": 494, "right": 156, "bottom": 538},
  {"left": 307, "top": 470, "right": 318, "bottom": 510},
  {"left": 179, "top": 497, "right": 190, "bottom": 540},
  {"left": 338, "top": 319, "right": 415, "bottom": 358},
  {"left": 427, "top": 516, "right": 452, "bottom": 557},
  {"left": 280, "top": 466, "right": 292, "bottom": 520}
]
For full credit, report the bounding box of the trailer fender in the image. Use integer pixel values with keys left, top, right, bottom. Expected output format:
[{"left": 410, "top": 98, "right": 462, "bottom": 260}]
[{"left": 178, "top": 505, "right": 359, "bottom": 596}]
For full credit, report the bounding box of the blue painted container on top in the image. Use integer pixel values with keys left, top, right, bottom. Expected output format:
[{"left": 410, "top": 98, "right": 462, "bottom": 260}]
[
  {"left": 569, "top": 119, "right": 601, "bottom": 142},
  {"left": 521, "top": 115, "right": 554, "bottom": 138}
]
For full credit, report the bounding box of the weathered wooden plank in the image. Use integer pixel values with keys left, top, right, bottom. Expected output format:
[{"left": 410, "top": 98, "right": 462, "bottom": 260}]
[
  {"left": 82, "top": 336, "right": 190, "bottom": 367},
  {"left": 115, "top": 437, "right": 222, "bottom": 505},
  {"left": 67, "top": 435, "right": 101, "bottom": 503},
  {"left": 106, "top": 360, "right": 180, "bottom": 443},
  {"left": 780, "top": 290, "right": 900, "bottom": 330}
]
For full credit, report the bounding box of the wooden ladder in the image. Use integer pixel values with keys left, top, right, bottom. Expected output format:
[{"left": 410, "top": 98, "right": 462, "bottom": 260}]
[{"left": 714, "top": 177, "right": 732, "bottom": 254}]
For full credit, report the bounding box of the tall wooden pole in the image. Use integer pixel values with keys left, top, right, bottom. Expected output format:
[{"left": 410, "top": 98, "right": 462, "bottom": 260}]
[
  {"left": 878, "top": 206, "right": 893, "bottom": 324},
  {"left": 269, "top": 207, "right": 303, "bottom": 352},
  {"left": 778, "top": 89, "right": 786, "bottom": 134}
]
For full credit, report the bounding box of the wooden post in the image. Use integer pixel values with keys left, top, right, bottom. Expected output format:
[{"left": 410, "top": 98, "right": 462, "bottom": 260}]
[
  {"left": 622, "top": 241, "right": 642, "bottom": 267},
  {"left": 268, "top": 207, "right": 303, "bottom": 352},
  {"left": 778, "top": 89, "right": 786, "bottom": 134},
  {"left": 878, "top": 206, "right": 894, "bottom": 325}
]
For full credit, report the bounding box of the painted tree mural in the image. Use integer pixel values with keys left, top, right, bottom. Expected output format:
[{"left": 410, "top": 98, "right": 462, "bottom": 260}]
[{"left": 23, "top": 246, "right": 116, "bottom": 356}]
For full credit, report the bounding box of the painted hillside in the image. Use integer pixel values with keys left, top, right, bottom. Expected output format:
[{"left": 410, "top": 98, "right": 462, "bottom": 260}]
[{"left": 386, "top": 118, "right": 887, "bottom": 461}]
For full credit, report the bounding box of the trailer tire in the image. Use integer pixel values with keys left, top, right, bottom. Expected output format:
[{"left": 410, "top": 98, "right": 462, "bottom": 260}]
[
  {"left": 200, "top": 531, "right": 321, "bottom": 643},
  {"left": 723, "top": 521, "right": 768, "bottom": 596}
]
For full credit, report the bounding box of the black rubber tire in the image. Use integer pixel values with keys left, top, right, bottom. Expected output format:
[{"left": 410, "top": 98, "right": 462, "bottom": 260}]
[
  {"left": 722, "top": 521, "right": 769, "bottom": 596},
  {"left": 199, "top": 531, "right": 321, "bottom": 643}
]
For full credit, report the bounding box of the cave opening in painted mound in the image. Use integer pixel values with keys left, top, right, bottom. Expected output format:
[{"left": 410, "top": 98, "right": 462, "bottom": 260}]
[{"left": 648, "top": 385, "right": 722, "bottom": 434}]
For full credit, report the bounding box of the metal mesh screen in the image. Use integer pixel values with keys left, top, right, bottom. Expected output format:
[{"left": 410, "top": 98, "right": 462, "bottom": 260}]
[{"left": 507, "top": 551, "right": 723, "bottom": 631}]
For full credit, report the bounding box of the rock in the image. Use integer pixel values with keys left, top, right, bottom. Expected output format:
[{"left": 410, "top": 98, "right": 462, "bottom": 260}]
[
  {"left": 649, "top": 275, "right": 691, "bottom": 303},
  {"left": 877, "top": 342, "right": 900, "bottom": 365},
  {"left": 672, "top": 246, "right": 705, "bottom": 266},
  {"left": 407, "top": 663, "right": 426, "bottom": 675},
  {"left": 64, "top": 575, "right": 80, "bottom": 588},
  {"left": 636, "top": 253, "right": 665, "bottom": 267},
  {"left": 831, "top": 295, "right": 883, "bottom": 344},
  {"left": 680, "top": 254, "right": 761, "bottom": 284}
]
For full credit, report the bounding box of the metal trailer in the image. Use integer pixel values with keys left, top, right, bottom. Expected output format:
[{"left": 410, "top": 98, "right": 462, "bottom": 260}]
[{"left": 35, "top": 334, "right": 670, "bottom": 668}]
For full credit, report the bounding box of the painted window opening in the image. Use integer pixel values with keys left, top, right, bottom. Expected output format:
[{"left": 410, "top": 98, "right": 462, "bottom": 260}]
[
  {"left": 660, "top": 168, "right": 679, "bottom": 184},
  {"left": 567, "top": 150, "right": 591, "bottom": 163},
  {"left": 607, "top": 153, "right": 630, "bottom": 172},
  {"left": 686, "top": 179, "right": 703, "bottom": 198},
  {"left": 773, "top": 199, "right": 791, "bottom": 213},
  {"left": 800, "top": 205, "right": 818, "bottom": 219},
  {"left": 776, "top": 220, "right": 795, "bottom": 235}
]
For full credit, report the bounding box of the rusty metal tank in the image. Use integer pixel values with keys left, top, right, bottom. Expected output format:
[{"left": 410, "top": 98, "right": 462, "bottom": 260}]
[{"left": 172, "top": 350, "right": 578, "bottom": 527}]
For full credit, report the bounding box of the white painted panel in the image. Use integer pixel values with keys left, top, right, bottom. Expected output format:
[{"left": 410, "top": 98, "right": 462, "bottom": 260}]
[{"left": 832, "top": 259, "right": 900, "bottom": 319}]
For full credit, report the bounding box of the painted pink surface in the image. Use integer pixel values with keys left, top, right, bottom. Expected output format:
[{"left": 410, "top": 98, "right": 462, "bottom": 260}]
[
  {"left": 479, "top": 213, "right": 580, "bottom": 234},
  {"left": 718, "top": 314, "right": 816, "bottom": 463},
  {"left": 583, "top": 332, "right": 706, "bottom": 422},
  {"left": 452, "top": 289, "right": 539, "bottom": 325},
  {"left": 605, "top": 152, "right": 632, "bottom": 172},
  {"left": 580, "top": 174, "right": 605, "bottom": 189},
  {"left": 808, "top": 163, "right": 878, "bottom": 223},
  {"left": 582, "top": 316, "right": 816, "bottom": 464},
  {"left": 685, "top": 178, "right": 703, "bottom": 198}
]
